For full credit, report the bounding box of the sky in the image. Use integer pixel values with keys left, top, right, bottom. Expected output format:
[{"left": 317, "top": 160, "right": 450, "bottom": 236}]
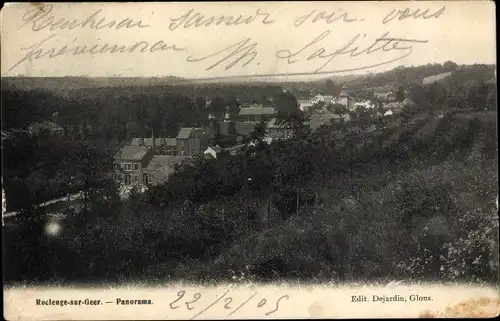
[{"left": 1, "top": 1, "right": 496, "bottom": 81}]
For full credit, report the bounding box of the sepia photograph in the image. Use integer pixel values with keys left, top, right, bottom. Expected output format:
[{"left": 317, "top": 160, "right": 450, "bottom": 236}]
[{"left": 2, "top": 1, "right": 498, "bottom": 319}]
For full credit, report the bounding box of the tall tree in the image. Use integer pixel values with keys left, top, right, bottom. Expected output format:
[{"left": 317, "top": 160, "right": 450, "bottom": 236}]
[
  {"left": 249, "top": 121, "right": 268, "bottom": 143},
  {"left": 325, "top": 79, "right": 341, "bottom": 96},
  {"left": 194, "top": 97, "right": 209, "bottom": 126},
  {"left": 274, "top": 92, "right": 304, "bottom": 132},
  {"left": 208, "top": 96, "right": 227, "bottom": 120},
  {"left": 227, "top": 96, "right": 241, "bottom": 135},
  {"left": 395, "top": 86, "right": 406, "bottom": 102}
]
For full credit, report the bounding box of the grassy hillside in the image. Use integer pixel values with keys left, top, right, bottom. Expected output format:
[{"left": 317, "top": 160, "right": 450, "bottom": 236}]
[{"left": 3, "top": 109, "right": 497, "bottom": 286}]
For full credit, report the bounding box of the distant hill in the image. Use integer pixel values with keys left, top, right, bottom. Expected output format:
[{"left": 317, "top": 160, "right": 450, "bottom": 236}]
[
  {"left": 1, "top": 76, "right": 190, "bottom": 91},
  {"left": 2, "top": 63, "right": 495, "bottom": 97}
]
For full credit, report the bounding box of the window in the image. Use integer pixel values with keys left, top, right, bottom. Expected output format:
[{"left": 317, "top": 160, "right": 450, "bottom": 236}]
[
  {"left": 134, "top": 175, "right": 138, "bottom": 184},
  {"left": 134, "top": 163, "right": 139, "bottom": 171},
  {"left": 125, "top": 174, "right": 131, "bottom": 185},
  {"left": 143, "top": 173, "right": 149, "bottom": 185},
  {"left": 124, "top": 163, "right": 132, "bottom": 171}
]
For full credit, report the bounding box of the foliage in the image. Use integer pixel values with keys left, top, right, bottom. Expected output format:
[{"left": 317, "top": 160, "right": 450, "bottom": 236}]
[
  {"left": 274, "top": 92, "right": 305, "bottom": 130},
  {"left": 2, "top": 65, "right": 498, "bottom": 286}
]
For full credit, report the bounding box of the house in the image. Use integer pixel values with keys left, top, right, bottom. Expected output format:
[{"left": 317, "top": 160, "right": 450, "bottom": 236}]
[
  {"left": 298, "top": 99, "right": 315, "bottom": 115},
  {"left": 114, "top": 145, "right": 155, "bottom": 186},
  {"left": 352, "top": 100, "right": 375, "bottom": 110},
  {"left": 372, "top": 84, "right": 396, "bottom": 101},
  {"left": 28, "top": 121, "right": 64, "bottom": 137},
  {"left": 267, "top": 118, "right": 295, "bottom": 140},
  {"left": 225, "top": 144, "right": 246, "bottom": 156},
  {"left": 385, "top": 101, "right": 405, "bottom": 114},
  {"left": 238, "top": 105, "right": 276, "bottom": 122},
  {"left": 131, "top": 137, "right": 178, "bottom": 155},
  {"left": 218, "top": 122, "right": 257, "bottom": 137},
  {"left": 329, "top": 84, "right": 354, "bottom": 110},
  {"left": 144, "top": 155, "right": 191, "bottom": 186},
  {"left": 204, "top": 145, "right": 223, "bottom": 159},
  {"left": 314, "top": 94, "right": 334, "bottom": 103},
  {"left": 176, "top": 127, "right": 209, "bottom": 156},
  {"left": 309, "top": 113, "right": 345, "bottom": 131}
]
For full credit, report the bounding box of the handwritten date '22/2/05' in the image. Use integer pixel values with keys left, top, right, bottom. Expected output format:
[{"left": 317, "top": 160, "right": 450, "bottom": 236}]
[
  {"left": 186, "top": 30, "right": 428, "bottom": 76},
  {"left": 168, "top": 290, "right": 289, "bottom": 319}
]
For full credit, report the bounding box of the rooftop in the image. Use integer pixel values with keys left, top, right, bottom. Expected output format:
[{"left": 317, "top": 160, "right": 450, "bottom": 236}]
[
  {"left": 309, "top": 113, "right": 344, "bottom": 131},
  {"left": 131, "top": 137, "right": 177, "bottom": 147},
  {"left": 239, "top": 107, "right": 276, "bottom": 116},
  {"left": 219, "top": 122, "right": 257, "bottom": 136},
  {"left": 206, "top": 145, "right": 223, "bottom": 153},
  {"left": 177, "top": 128, "right": 194, "bottom": 139},
  {"left": 115, "top": 145, "right": 149, "bottom": 161},
  {"left": 145, "top": 155, "right": 191, "bottom": 172}
]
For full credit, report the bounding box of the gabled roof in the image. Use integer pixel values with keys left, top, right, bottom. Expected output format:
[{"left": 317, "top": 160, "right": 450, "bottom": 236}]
[
  {"left": 164, "top": 138, "right": 178, "bottom": 146},
  {"left": 208, "top": 145, "right": 223, "bottom": 153},
  {"left": 115, "top": 145, "right": 149, "bottom": 161},
  {"left": 219, "top": 122, "right": 257, "bottom": 136},
  {"left": 131, "top": 137, "right": 177, "bottom": 147},
  {"left": 225, "top": 144, "right": 246, "bottom": 152},
  {"left": 239, "top": 107, "right": 275, "bottom": 116},
  {"left": 177, "top": 128, "right": 194, "bottom": 139},
  {"left": 316, "top": 94, "right": 334, "bottom": 101},
  {"left": 309, "top": 113, "right": 343, "bottom": 131},
  {"left": 145, "top": 155, "right": 191, "bottom": 173}
]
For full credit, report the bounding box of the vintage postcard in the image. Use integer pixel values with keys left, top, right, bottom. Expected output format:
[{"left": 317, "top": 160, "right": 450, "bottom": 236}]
[{"left": 1, "top": 1, "right": 499, "bottom": 319}]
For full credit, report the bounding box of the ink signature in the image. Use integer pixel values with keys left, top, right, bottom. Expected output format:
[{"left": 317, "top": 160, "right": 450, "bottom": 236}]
[
  {"left": 276, "top": 30, "right": 428, "bottom": 73},
  {"left": 167, "top": 289, "right": 290, "bottom": 319},
  {"left": 185, "top": 30, "right": 428, "bottom": 77}
]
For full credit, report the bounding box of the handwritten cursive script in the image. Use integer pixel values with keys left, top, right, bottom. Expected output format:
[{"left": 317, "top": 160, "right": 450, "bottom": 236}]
[
  {"left": 7, "top": 35, "right": 185, "bottom": 73},
  {"left": 382, "top": 6, "right": 446, "bottom": 24},
  {"left": 294, "top": 9, "right": 360, "bottom": 27},
  {"left": 169, "top": 8, "right": 275, "bottom": 31},
  {"left": 186, "top": 38, "right": 258, "bottom": 71},
  {"left": 276, "top": 29, "right": 429, "bottom": 73},
  {"left": 19, "top": 3, "right": 150, "bottom": 32}
]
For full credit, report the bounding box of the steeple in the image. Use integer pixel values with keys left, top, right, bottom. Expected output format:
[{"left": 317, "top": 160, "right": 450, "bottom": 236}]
[{"left": 340, "top": 84, "right": 348, "bottom": 96}]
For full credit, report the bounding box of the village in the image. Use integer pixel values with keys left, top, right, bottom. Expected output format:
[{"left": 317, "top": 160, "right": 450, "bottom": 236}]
[
  {"left": 2, "top": 62, "right": 497, "bottom": 289},
  {"left": 0, "top": 76, "right": 416, "bottom": 220},
  {"left": 111, "top": 83, "right": 413, "bottom": 198}
]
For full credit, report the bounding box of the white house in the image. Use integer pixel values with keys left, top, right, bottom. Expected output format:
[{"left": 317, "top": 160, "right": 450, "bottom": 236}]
[
  {"left": 352, "top": 100, "right": 375, "bottom": 110},
  {"left": 298, "top": 100, "right": 315, "bottom": 113},
  {"left": 204, "top": 145, "right": 223, "bottom": 159},
  {"left": 329, "top": 84, "right": 354, "bottom": 110},
  {"left": 314, "top": 94, "right": 334, "bottom": 103}
]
